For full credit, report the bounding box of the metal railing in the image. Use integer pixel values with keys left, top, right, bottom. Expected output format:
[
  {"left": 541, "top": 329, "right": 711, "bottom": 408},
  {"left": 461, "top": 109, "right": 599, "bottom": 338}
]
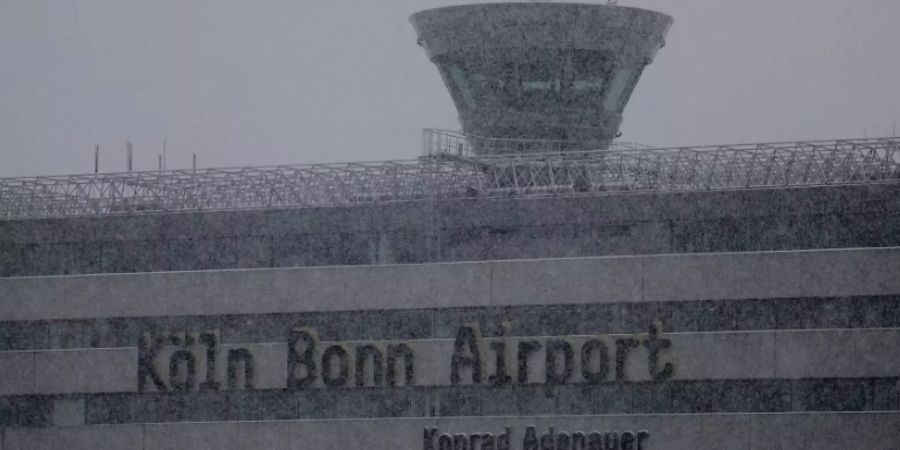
[
  {"left": 456, "top": 135, "right": 900, "bottom": 193},
  {"left": 422, "top": 128, "right": 652, "bottom": 157},
  {"left": 0, "top": 159, "right": 484, "bottom": 219},
  {"left": 1, "top": 130, "right": 898, "bottom": 220}
]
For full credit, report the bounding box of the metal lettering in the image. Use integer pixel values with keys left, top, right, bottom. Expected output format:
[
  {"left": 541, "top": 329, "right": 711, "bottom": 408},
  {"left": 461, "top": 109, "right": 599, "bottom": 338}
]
[
  {"left": 287, "top": 327, "right": 318, "bottom": 390},
  {"left": 138, "top": 332, "right": 167, "bottom": 393},
  {"left": 451, "top": 325, "right": 482, "bottom": 385}
]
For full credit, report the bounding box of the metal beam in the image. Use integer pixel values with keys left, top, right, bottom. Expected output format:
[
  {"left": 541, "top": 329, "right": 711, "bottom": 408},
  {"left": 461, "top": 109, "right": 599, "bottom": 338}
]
[{"left": 1, "top": 130, "right": 898, "bottom": 220}]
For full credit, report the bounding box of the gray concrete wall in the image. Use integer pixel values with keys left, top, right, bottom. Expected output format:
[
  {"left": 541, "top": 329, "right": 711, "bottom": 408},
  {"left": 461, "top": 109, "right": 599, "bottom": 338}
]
[
  {"left": 2, "top": 183, "right": 899, "bottom": 277},
  {"left": 2, "top": 247, "right": 897, "bottom": 321},
  {"left": 1, "top": 248, "right": 899, "bottom": 448},
  {"left": 2, "top": 414, "right": 900, "bottom": 450}
]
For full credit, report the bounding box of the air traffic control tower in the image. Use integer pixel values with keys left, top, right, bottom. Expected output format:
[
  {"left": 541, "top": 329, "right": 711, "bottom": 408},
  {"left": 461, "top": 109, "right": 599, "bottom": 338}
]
[
  {"left": 1, "top": 3, "right": 900, "bottom": 450},
  {"left": 411, "top": 2, "right": 672, "bottom": 151}
]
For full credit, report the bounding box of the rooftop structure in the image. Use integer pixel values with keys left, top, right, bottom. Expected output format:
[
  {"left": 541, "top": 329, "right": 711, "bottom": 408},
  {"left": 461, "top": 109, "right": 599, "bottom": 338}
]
[{"left": 0, "top": 131, "right": 897, "bottom": 220}]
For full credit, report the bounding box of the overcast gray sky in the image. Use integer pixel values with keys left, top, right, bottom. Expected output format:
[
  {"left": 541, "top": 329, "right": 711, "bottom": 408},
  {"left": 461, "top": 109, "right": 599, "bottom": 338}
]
[{"left": 1, "top": 0, "right": 898, "bottom": 177}]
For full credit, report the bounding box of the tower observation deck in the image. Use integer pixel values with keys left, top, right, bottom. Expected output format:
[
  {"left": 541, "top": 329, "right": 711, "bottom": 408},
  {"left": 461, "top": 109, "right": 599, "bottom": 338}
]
[{"left": 411, "top": 2, "right": 672, "bottom": 151}]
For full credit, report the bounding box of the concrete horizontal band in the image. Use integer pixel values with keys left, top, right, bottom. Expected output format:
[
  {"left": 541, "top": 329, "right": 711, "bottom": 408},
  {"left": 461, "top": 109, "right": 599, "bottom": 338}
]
[
  {"left": 2, "top": 294, "right": 899, "bottom": 352},
  {"left": 5, "top": 184, "right": 898, "bottom": 243},
  {"left": 2, "top": 413, "right": 900, "bottom": 450},
  {"left": 4, "top": 183, "right": 900, "bottom": 278},
  {"left": 2, "top": 329, "right": 900, "bottom": 396},
  {"left": 0, "top": 377, "right": 898, "bottom": 429},
  {"left": 1, "top": 247, "right": 899, "bottom": 322}
]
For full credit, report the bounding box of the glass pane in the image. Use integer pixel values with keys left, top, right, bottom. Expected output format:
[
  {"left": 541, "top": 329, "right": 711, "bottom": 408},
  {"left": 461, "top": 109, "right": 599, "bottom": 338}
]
[
  {"left": 517, "top": 49, "right": 563, "bottom": 107},
  {"left": 603, "top": 68, "right": 638, "bottom": 112},
  {"left": 447, "top": 64, "right": 477, "bottom": 109},
  {"left": 570, "top": 50, "right": 609, "bottom": 104},
  {"left": 441, "top": 51, "right": 522, "bottom": 109}
]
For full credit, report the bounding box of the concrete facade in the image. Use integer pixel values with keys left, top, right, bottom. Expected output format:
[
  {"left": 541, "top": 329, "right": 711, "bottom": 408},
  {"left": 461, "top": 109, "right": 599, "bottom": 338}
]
[
  {"left": 3, "top": 414, "right": 900, "bottom": 450},
  {"left": 2, "top": 183, "right": 899, "bottom": 278},
  {"left": 1, "top": 248, "right": 899, "bottom": 448},
  {"left": 2, "top": 167, "right": 900, "bottom": 449}
]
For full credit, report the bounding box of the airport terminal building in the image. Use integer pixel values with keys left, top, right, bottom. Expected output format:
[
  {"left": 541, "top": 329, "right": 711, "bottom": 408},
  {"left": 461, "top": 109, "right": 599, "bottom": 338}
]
[{"left": 1, "top": 3, "right": 899, "bottom": 449}]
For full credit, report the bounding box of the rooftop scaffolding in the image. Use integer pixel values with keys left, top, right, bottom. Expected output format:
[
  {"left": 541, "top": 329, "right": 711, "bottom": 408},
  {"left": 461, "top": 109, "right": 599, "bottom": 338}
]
[{"left": 1, "top": 130, "right": 899, "bottom": 220}]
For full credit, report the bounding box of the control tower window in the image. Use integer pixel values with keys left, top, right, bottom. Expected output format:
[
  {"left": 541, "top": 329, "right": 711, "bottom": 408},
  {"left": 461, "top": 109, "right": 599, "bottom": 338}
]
[
  {"left": 603, "top": 67, "right": 642, "bottom": 113},
  {"left": 569, "top": 50, "right": 612, "bottom": 109},
  {"left": 439, "top": 49, "right": 636, "bottom": 114},
  {"left": 518, "top": 49, "right": 564, "bottom": 107},
  {"left": 447, "top": 64, "right": 478, "bottom": 109},
  {"left": 440, "top": 51, "right": 519, "bottom": 110}
]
